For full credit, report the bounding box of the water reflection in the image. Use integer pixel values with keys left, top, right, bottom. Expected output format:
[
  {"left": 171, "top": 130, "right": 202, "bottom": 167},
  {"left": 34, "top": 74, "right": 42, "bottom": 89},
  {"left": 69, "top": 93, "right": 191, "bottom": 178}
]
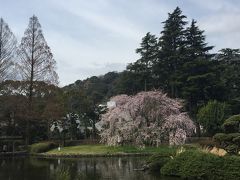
[{"left": 0, "top": 156, "right": 178, "bottom": 180}]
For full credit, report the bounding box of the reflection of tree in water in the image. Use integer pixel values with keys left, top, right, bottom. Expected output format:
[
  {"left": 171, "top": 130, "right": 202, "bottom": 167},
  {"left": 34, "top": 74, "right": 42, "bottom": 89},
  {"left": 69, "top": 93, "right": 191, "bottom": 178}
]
[
  {"left": 51, "top": 157, "right": 160, "bottom": 180},
  {"left": 0, "top": 157, "right": 51, "bottom": 180},
  {"left": 53, "top": 166, "right": 70, "bottom": 180},
  {"left": 0, "top": 157, "right": 176, "bottom": 180}
]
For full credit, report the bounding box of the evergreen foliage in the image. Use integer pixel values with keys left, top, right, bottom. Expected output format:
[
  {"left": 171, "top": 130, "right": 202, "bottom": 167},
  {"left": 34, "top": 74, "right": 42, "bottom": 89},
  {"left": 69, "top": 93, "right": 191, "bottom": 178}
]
[
  {"left": 197, "top": 100, "right": 228, "bottom": 136},
  {"left": 214, "top": 115, "right": 240, "bottom": 154},
  {"left": 161, "top": 150, "right": 240, "bottom": 180}
]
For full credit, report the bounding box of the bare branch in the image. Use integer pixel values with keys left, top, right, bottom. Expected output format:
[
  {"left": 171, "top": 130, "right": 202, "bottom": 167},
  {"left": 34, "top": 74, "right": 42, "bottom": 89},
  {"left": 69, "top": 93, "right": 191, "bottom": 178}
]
[{"left": 0, "top": 18, "right": 17, "bottom": 82}]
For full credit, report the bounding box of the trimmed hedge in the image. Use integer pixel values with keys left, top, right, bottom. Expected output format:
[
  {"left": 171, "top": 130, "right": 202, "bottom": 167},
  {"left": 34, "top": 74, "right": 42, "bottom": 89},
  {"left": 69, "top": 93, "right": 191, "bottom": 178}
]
[
  {"left": 161, "top": 150, "right": 240, "bottom": 180},
  {"left": 223, "top": 115, "right": 240, "bottom": 133},
  {"left": 29, "top": 141, "right": 58, "bottom": 153},
  {"left": 214, "top": 133, "right": 240, "bottom": 144},
  {"left": 213, "top": 115, "right": 240, "bottom": 154}
]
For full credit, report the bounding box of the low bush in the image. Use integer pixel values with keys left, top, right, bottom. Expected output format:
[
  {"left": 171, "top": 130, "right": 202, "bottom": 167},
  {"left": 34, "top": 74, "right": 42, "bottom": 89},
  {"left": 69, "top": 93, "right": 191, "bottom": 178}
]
[
  {"left": 161, "top": 150, "right": 240, "bottom": 180},
  {"left": 214, "top": 133, "right": 240, "bottom": 154},
  {"left": 213, "top": 114, "right": 240, "bottom": 155},
  {"left": 29, "top": 141, "right": 58, "bottom": 153},
  {"left": 233, "top": 135, "right": 240, "bottom": 145},
  {"left": 147, "top": 154, "right": 172, "bottom": 171},
  {"left": 146, "top": 146, "right": 190, "bottom": 171},
  {"left": 223, "top": 115, "right": 240, "bottom": 133}
]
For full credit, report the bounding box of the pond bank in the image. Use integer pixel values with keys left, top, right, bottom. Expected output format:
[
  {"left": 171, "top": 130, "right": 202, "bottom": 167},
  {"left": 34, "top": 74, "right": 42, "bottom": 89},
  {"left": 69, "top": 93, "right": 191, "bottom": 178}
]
[
  {"left": 31, "top": 152, "right": 153, "bottom": 158},
  {"left": 40, "top": 144, "right": 178, "bottom": 158}
]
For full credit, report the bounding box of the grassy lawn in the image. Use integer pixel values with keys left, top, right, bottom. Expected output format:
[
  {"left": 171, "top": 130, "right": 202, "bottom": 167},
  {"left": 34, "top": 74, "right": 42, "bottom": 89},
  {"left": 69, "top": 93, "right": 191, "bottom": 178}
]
[{"left": 45, "top": 144, "right": 179, "bottom": 156}]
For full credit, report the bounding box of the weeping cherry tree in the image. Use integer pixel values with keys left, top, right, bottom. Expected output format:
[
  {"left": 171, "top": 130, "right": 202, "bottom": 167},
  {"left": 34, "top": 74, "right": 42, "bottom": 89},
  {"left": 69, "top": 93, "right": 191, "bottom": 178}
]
[{"left": 99, "top": 91, "right": 195, "bottom": 146}]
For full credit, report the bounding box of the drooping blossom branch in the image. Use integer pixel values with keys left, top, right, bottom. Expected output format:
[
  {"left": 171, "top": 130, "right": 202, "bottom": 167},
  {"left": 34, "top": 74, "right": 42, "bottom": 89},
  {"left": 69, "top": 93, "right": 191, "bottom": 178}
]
[{"left": 98, "top": 91, "right": 195, "bottom": 146}]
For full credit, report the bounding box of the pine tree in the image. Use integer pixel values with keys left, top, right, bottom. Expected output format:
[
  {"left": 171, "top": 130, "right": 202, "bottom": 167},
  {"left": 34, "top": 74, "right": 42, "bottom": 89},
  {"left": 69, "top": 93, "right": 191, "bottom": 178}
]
[
  {"left": 179, "top": 19, "right": 215, "bottom": 109},
  {"left": 18, "top": 15, "right": 58, "bottom": 144},
  {"left": 177, "top": 19, "right": 216, "bottom": 136},
  {"left": 127, "top": 32, "right": 158, "bottom": 91},
  {"left": 155, "top": 7, "right": 187, "bottom": 97},
  {"left": 0, "top": 18, "right": 17, "bottom": 82},
  {"left": 184, "top": 19, "right": 214, "bottom": 60},
  {"left": 216, "top": 48, "right": 240, "bottom": 114},
  {"left": 180, "top": 19, "right": 215, "bottom": 100},
  {"left": 217, "top": 48, "right": 240, "bottom": 63}
]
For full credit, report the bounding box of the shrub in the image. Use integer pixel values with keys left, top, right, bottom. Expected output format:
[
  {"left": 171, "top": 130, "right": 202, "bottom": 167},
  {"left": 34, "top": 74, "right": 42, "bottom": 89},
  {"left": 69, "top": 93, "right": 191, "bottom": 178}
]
[
  {"left": 161, "top": 150, "right": 240, "bottom": 180},
  {"left": 233, "top": 135, "right": 240, "bottom": 145},
  {"left": 147, "top": 153, "right": 172, "bottom": 171},
  {"left": 29, "top": 141, "right": 58, "bottom": 153},
  {"left": 224, "top": 144, "right": 238, "bottom": 154},
  {"left": 214, "top": 134, "right": 240, "bottom": 154},
  {"left": 213, "top": 115, "right": 240, "bottom": 155},
  {"left": 214, "top": 133, "right": 231, "bottom": 144},
  {"left": 214, "top": 133, "right": 240, "bottom": 144},
  {"left": 197, "top": 100, "right": 228, "bottom": 136},
  {"left": 214, "top": 133, "right": 240, "bottom": 154},
  {"left": 223, "top": 115, "right": 240, "bottom": 133},
  {"left": 146, "top": 146, "right": 190, "bottom": 172}
]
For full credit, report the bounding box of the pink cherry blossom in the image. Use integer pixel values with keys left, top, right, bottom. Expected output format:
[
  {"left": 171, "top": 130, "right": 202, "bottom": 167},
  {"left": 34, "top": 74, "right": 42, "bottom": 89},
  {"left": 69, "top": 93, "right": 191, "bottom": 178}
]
[{"left": 99, "top": 91, "right": 195, "bottom": 146}]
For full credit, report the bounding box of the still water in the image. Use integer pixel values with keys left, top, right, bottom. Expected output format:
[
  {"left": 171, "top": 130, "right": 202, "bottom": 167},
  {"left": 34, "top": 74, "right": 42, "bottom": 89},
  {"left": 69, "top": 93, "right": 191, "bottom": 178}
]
[{"left": 0, "top": 156, "right": 178, "bottom": 180}]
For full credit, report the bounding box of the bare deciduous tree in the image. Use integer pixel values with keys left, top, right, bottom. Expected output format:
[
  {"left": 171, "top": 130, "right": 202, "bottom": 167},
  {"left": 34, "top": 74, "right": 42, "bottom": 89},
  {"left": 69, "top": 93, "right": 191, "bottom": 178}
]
[
  {"left": 18, "top": 15, "right": 59, "bottom": 144},
  {"left": 0, "top": 18, "right": 17, "bottom": 82}
]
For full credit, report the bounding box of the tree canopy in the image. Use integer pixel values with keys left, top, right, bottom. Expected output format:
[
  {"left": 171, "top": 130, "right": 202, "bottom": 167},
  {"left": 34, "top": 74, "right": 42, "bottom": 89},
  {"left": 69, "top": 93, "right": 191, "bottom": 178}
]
[{"left": 99, "top": 91, "right": 195, "bottom": 146}]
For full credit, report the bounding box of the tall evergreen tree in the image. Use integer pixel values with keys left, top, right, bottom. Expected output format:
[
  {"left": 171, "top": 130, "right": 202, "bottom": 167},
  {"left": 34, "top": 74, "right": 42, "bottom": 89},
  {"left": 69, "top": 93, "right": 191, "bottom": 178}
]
[
  {"left": 155, "top": 7, "right": 187, "bottom": 97},
  {"left": 179, "top": 20, "right": 223, "bottom": 136},
  {"left": 0, "top": 18, "right": 17, "bottom": 82},
  {"left": 180, "top": 19, "right": 215, "bottom": 103},
  {"left": 127, "top": 32, "right": 158, "bottom": 91},
  {"left": 216, "top": 48, "right": 240, "bottom": 114},
  {"left": 184, "top": 20, "right": 214, "bottom": 60},
  {"left": 113, "top": 71, "right": 143, "bottom": 95}
]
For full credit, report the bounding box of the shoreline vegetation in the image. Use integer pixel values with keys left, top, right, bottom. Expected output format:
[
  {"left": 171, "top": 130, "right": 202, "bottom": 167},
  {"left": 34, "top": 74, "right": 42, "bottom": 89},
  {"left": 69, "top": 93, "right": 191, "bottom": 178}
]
[
  {"left": 27, "top": 142, "right": 240, "bottom": 179},
  {"left": 30, "top": 143, "right": 179, "bottom": 157}
]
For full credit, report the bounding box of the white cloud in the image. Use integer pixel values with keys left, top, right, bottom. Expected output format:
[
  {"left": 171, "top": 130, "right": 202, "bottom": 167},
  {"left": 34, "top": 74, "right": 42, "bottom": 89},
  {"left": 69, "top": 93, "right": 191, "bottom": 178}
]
[
  {"left": 200, "top": 13, "right": 240, "bottom": 34},
  {"left": 185, "top": 0, "right": 239, "bottom": 12},
  {"left": 54, "top": 0, "right": 145, "bottom": 40}
]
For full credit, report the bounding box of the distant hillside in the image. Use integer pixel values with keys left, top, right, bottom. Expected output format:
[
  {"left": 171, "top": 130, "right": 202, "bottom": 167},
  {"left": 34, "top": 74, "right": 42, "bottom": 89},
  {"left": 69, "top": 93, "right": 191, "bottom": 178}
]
[
  {"left": 62, "top": 70, "right": 147, "bottom": 104},
  {"left": 62, "top": 72, "right": 120, "bottom": 104}
]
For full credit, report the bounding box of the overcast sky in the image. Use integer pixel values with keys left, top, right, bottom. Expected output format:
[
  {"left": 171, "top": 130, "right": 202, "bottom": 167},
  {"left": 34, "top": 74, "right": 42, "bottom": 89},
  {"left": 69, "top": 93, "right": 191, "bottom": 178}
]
[{"left": 1, "top": 0, "right": 240, "bottom": 86}]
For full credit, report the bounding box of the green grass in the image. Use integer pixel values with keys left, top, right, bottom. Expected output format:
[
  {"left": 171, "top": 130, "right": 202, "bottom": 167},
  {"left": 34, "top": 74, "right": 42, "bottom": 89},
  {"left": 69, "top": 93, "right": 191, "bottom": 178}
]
[{"left": 45, "top": 144, "right": 178, "bottom": 156}]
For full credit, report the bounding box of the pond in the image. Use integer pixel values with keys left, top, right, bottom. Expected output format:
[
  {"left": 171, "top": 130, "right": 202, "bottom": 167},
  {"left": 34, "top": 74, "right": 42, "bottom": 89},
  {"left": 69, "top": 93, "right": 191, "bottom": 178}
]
[{"left": 0, "top": 156, "right": 179, "bottom": 180}]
